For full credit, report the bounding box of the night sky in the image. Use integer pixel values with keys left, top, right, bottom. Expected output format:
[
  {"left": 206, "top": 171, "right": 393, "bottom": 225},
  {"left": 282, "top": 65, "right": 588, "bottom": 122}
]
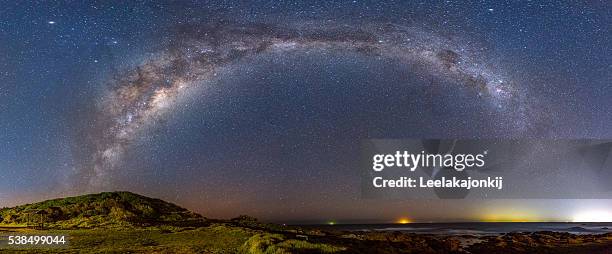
[{"left": 1, "top": 1, "right": 611, "bottom": 223}]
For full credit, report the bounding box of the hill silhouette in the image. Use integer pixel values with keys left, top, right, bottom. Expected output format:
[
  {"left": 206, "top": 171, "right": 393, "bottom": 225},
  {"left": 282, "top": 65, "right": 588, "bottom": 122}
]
[{"left": 0, "top": 191, "right": 203, "bottom": 228}]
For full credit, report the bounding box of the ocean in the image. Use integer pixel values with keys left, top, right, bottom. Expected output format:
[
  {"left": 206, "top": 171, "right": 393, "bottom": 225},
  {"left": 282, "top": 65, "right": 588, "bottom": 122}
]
[{"left": 302, "top": 222, "right": 612, "bottom": 235}]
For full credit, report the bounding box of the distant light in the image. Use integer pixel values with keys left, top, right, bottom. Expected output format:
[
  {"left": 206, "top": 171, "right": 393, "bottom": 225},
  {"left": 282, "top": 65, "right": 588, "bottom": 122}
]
[
  {"left": 573, "top": 211, "right": 612, "bottom": 222},
  {"left": 48, "top": 21, "right": 56, "bottom": 24},
  {"left": 397, "top": 218, "right": 411, "bottom": 224},
  {"left": 327, "top": 220, "right": 336, "bottom": 225},
  {"left": 481, "top": 211, "right": 540, "bottom": 222},
  {"left": 488, "top": 8, "right": 494, "bottom": 12}
]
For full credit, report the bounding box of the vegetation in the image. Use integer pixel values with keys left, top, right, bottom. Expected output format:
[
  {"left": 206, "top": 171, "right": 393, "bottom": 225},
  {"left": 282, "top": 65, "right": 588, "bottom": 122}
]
[
  {"left": 240, "top": 233, "right": 345, "bottom": 254},
  {"left": 0, "top": 225, "right": 252, "bottom": 253},
  {"left": 0, "top": 192, "right": 348, "bottom": 253},
  {"left": 0, "top": 192, "right": 202, "bottom": 229}
]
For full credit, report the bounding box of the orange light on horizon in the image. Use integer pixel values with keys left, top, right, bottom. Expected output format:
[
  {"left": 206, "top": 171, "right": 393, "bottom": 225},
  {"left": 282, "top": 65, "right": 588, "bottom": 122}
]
[
  {"left": 396, "top": 218, "right": 411, "bottom": 224},
  {"left": 480, "top": 212, "right": 540, "bottom": 222},
  {"left": 476, "top": 206, "right": 545, "bottom": 222}
]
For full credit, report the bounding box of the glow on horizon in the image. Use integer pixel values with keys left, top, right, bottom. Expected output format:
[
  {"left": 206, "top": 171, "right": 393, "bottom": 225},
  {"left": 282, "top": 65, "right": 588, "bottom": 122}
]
[
  {"left": 573, "top": 211, "right": 612, "bottom": 222},
  {"left": 480, "top": 211, "right": 541, "bottom": 222},
  {"left": 396, "top": 218, "right": 411, "bottom": 224}
]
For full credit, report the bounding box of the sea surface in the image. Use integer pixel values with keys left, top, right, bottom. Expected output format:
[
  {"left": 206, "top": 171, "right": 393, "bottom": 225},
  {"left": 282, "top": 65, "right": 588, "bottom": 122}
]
[{"left": 302, "top": 223, "right": 612, "bottom": 236}]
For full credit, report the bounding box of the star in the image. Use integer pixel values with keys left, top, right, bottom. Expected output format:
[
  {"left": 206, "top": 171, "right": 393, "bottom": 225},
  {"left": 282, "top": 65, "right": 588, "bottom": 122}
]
[{"left": 80, "top": 22, "right": 521, "bottom": 188}]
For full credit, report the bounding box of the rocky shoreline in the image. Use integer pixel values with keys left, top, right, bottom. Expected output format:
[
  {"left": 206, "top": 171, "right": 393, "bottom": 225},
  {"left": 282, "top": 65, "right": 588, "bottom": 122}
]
[{"left": 284, "top": 226, "right": 612, "bottom": 253}]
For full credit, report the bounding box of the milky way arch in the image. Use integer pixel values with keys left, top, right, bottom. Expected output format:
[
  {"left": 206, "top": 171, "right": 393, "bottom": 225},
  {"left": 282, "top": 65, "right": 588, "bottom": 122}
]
[{"left": 83, "top": 22, "right": 529, "bottom": 188}]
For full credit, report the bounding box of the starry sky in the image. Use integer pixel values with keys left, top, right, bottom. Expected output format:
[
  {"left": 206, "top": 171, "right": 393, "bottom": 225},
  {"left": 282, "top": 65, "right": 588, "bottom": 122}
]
[{"left": 1, "top": 1, "right": 611, "bottom": 223}]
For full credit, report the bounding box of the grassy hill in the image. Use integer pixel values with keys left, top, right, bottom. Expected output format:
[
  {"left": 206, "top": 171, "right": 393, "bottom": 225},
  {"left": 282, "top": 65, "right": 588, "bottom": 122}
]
[
  {"left": 0, "top": 192, "right": 348, "bottom": 253},
  {"left": 0, "top": 191, "right": 203, "bottom": 229}
]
